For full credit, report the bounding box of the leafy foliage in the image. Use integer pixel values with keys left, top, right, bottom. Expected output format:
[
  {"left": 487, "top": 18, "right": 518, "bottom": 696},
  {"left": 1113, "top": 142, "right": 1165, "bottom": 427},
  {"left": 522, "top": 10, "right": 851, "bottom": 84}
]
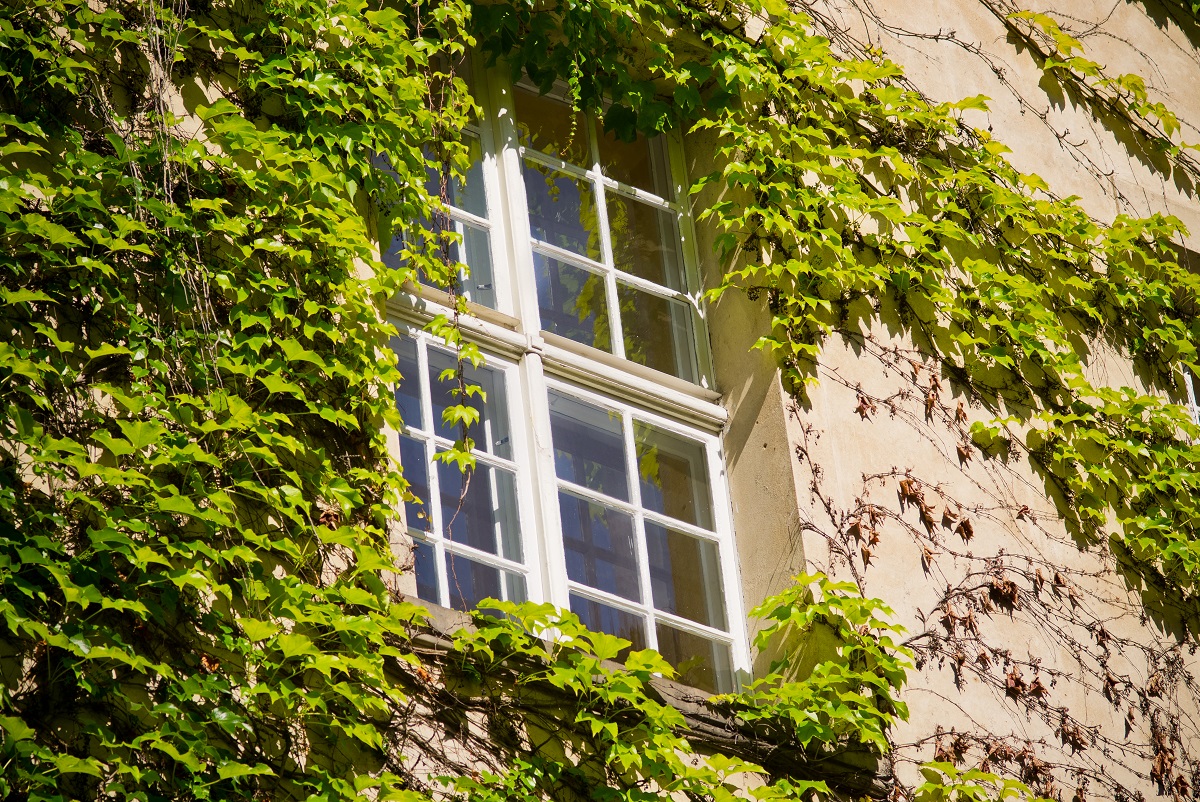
[{"left": 0, "top": 0, "right": 1195, "bottom": 798}]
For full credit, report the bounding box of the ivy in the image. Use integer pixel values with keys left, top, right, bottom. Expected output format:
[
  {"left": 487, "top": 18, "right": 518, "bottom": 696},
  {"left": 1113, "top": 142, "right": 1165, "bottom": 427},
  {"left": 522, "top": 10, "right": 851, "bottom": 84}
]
[{"left": 1, "top": 0, "right": 1196, "bottom": 798}]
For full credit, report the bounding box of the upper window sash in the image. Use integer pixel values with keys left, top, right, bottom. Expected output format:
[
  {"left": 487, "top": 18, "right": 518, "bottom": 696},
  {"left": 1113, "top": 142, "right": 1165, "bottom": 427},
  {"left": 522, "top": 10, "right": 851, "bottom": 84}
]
[{"left": 504, "top": 83, "right": 708, "bottom": 384}]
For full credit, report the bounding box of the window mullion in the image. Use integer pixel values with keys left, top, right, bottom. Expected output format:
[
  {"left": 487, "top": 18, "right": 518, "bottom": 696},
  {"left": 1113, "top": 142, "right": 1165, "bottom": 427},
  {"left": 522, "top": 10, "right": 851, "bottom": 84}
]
[
  {"left": 622, "top": 408, "right": 657, "bottom": 652},
  {"left": 666, "top": 128, "right": 716, "bottom": 389},
  {"left": 521, "top": 351, "right": 574, "bottom": 609},
  {"left": 487, "top": 76, "right": 543, "bottom": 335},
  {"left": 590, "top": 123, "right": 625, "bottom": 362},
  {"left": 414, "top": 339, "right": 452, "bottom": 608},
  {"left": 706, "top": 439, "right": 752, "bottom": 687}
]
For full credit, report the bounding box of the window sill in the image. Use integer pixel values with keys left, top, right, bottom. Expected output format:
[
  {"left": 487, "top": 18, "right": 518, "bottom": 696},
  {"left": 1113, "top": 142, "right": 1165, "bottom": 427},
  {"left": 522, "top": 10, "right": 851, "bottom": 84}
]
[
  {"left": 402, "top": 597, "right": 890, "bottom": 800},
  {"left": 386, "top": 285, "right": 729, "bottom": 431}
]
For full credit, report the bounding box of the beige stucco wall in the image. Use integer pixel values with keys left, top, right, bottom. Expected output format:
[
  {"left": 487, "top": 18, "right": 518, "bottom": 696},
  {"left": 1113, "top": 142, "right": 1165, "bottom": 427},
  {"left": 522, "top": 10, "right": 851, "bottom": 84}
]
[{"left": 685, "top": 2, "right": 1200, "bottom": 798}]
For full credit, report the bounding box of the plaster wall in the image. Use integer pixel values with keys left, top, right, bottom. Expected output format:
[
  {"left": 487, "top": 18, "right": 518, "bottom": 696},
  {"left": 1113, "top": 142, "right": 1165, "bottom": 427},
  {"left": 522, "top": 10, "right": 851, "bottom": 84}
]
[{"left": 680, "top": 2, "right": 1200, "bottom": 798}]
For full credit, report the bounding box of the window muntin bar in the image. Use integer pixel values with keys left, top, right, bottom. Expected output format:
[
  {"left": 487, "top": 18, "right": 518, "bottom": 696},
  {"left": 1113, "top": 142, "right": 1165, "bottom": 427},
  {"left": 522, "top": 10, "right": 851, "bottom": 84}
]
[
  {"left": 385, "top": 68, "right": 749, "bottom": 691},
  {"left": 510, "top": 85, "right": 701, "bottom": 383},
  {"left": 544, "top": 383, "right": 737, "bottom": 690},
  {"left": 393, "top": 332, "right": 531, "bottom": 613}
]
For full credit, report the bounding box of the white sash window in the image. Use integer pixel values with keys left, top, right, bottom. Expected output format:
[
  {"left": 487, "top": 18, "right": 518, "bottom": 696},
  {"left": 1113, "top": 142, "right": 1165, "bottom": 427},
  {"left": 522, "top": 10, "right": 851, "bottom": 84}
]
[{"left": 386, "top": 67, "right": 748, "bottom": 693}]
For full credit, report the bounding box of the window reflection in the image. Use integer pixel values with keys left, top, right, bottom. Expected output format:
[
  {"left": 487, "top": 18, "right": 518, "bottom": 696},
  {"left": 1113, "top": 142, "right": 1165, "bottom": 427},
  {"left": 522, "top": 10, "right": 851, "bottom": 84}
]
[
  {"left": 533, "top": 253, "right": 611, "bottom": 353},
  {"left": 522, "top": 161, "right": 601, "bottom": 261},
  {"left": 656, "top": 623, "right": 733, "bottom": 693},
  {"left": 427, "top": 349, "right": 512, "bottom": 459},
  {"left": 645, "top": 523, "right": 726, "bottom": 629},
  {"left": 598, "top": 127, "right": 669, "bottom": 196},
  {"left": 606, "top": 194, "right": 684, "bottom": 290},
  {"left": 559, "top": 492, "right": 641, "bottom": 602},
  {"left": 413, "top": 538, "right": 439, "bottom": 603},
  {"left": 634, "top": 422, "right": 713, "bottom": 529},
  {"left": 618, "top": 285, "right": 697, "bottom": 382},
  {"left": 514, "top": 87, "right": 589, "bottom": 167},
  {"left": 570, "top": 594, "right": 647, "bottom": 654},
  {"left": 424, "top": 135, "right": 488, "bottom": 218},
  {"left": 393, "top": 337, "right": 423, "bottom": 429},
  {"left": 548, "top": 392, "right": 628, "bottom": 500},
  {"left": 446, "top": 552, "right": 527, "bottom": 612},
  {"left": 437, "top": 459, "right": 522, "bottom": 562},
  {"left": 399, "top": 435, "right": 430, "bottom": 533}
]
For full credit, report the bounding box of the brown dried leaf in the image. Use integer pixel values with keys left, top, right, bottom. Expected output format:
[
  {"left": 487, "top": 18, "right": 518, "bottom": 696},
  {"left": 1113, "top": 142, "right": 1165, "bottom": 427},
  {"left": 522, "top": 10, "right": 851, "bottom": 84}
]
[
  {"left": 988, "top": 576, "right": 1019, "bottom": 609},
  {"left": 1151, "top": 749, "right": 1175, "bottom": 783},
  {"left": 1056, "top": 718, "right": 1090, "bottom": 753},
  {"left": 955, "top": 517, "right": 975, "bottom": 542},
  {"left": 1005, "top": 667, "right": 1025, "bottom": 697},
  {"left": 855, "top": 394, "right": 877, "bottom": 420},
  {"left": 847, "top": 518, "right": 864, "bottom": 542},
  {"left": 1103, "top": 671, "right": 1121, "bottom": 702}
]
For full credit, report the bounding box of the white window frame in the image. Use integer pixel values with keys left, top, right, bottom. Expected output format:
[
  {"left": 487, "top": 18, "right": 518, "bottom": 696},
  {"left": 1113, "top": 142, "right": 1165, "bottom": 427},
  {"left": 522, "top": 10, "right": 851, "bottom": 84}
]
[{"left": 385, "top": 62, "right": 751, "bottom": 690}]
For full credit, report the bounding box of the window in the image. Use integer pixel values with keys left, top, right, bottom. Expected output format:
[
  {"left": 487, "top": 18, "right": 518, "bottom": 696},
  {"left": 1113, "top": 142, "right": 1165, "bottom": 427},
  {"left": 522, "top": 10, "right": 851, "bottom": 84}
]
[{"left": 385, "top": 67, "right": 748, "bottom": 693}]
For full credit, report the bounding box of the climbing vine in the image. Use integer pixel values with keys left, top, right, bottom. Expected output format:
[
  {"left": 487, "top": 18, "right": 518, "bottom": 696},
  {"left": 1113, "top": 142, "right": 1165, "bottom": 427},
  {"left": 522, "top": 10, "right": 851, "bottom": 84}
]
[{"left": 0, "top": 0, "right": 1197, "bottom": 800}]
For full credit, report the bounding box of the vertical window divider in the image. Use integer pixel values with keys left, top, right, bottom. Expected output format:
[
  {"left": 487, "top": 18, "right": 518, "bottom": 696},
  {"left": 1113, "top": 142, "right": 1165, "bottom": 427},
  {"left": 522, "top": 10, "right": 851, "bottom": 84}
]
[
  {"left": 622, "top": 408, "right": 659, "bottom": 653},
  {"left": 488, "top": 72, "right": 571, "bottom": 610},
  {"left": 666, "top": 127, "right": 717, "bottom": 390},
  {"left": 590, "top": 120, "right": 625, "bottom": 362},
  {"left": 705, "top": 437, "right": 752, "bottom": 687},
  {"left": 414, "top": 338, "right": 452, "bottom": 609},
  {"left": 470, "top": 65, "right": 513, "bottom": 317}
]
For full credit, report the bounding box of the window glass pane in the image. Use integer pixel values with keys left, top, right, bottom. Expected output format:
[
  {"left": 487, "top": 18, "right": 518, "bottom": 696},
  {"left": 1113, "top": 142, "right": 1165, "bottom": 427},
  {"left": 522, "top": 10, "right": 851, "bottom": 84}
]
[
  {"left": 437, "top": 458, "right": 522, "bottom": 562},
  {"left": 388, "top": 216, "right": 497, "bottom": 310},
  {"left": 428, "top": 349, "right": 512, "bottom": 460},
  {"left": 634, "top": 423, "right": 713, "bottom": 529},
  {"left": 454, "top": 224, "right": 496, "bottom": 308},
  {"left": 598, "top": 128, "right": 669, "bottom": 196},
  {"left": 533, "top": 252, "right": 611, "bottom": 353},
  {"left": 655, "top": 623, "right": 733, "bottom": 693},
  {"left": 412, "top": 538, "right": 439, "bottom": 604},
  {"left": 617, "top": 284, "right": 697, "bottom": 382},
  {"left": 606, "top": 194, "right": 685, "bottom": 291},
  {"left": 645, "top": 523, "right": 726, "bottom": 629},
  {"left": 514, "top": 87, "right": 589, "bottom": 167},
  {"left": 569, "top": 594, "right": 647, "bottom": 654},
  {"left": 392, "top": 337, "right": 423, "bottom": 430},
  {"left": 522, "top": 161, "right": 601, "bottom": 261},
  {"left": 548, "top": 392, "right": 628, "bottom": 500},
  {"left": 445, "top": 552, "right": 527, "bottom": 612},
  {"left": 558, "top": 491, "right": 641, "bottom": 602},
  {"left": 399, "top": 435, "right": 431, "bottom": 533},
  {"left": 424, "top": 134, "right": 487, "bottom": 218}
]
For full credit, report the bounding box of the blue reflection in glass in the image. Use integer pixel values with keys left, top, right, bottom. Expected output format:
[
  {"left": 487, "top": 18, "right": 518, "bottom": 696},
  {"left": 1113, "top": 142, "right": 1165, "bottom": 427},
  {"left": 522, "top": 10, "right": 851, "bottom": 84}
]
[
  {"left": 569, "top": 594, "right": 647, "bottom": 653},
  {"left": 548, "top": 392, "right": 627, "bottom": 500},
  {"left": 399, "top": 435, "right": 430, "bottom": 533},
  {"left": 558, "top": 492, "right": 640, "bottom": 602},
  {"left": 413, "top": 538, "right": 439, "bottom": 604}
]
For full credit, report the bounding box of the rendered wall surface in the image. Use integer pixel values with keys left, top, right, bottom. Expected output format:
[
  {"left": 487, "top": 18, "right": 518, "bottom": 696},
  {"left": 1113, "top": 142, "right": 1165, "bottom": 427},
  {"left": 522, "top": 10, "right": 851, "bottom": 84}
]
[{"left": 687, "top": 3, "right": 1200, "bottom": 799}]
